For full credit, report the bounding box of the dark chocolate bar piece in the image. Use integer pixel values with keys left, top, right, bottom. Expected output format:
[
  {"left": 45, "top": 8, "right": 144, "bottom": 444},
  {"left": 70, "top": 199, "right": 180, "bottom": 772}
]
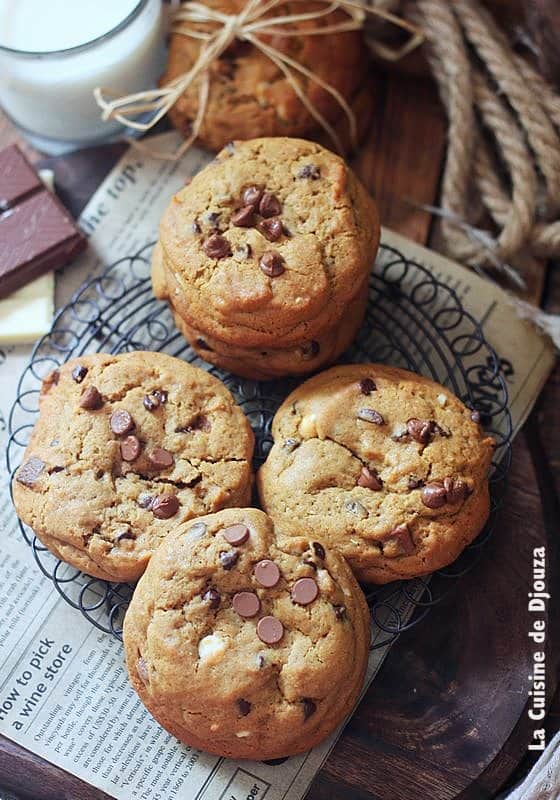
[
  {"left": 0, "top": 145, "right": 86, "bottom": 299},
  {"left": 0, "top": 144, "right": 43, "bottom": 211}
]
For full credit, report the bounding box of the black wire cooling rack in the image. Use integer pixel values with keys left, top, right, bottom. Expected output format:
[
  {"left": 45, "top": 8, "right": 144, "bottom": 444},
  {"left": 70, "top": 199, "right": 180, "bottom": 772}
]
[{"left": 6, "top": 240, "right": 512, "bottom": 648}]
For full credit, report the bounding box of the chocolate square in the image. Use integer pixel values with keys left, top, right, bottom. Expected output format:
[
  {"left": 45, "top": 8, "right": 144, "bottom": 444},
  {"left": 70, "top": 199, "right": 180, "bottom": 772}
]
[
  {"left": 0, "top": 145, "right": 86, "bottom": 299},
  {"left": 0, "top": 144, "right": 42, "bottom": 211}
]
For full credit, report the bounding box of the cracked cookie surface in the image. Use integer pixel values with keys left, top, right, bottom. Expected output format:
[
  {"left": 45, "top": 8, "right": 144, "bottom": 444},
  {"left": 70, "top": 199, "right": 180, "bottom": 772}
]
[
  {"left": 257, "top": 364, "right": 495, "bottom": 584},
  {"left": 12, "top": 352, "right": 254, "bottom": 582},
  {"left": 123, "top": 507, "right": 370, "bottom": 759},
  {"left": 152, "top": 136, "right": 379, "bottom": 379}
]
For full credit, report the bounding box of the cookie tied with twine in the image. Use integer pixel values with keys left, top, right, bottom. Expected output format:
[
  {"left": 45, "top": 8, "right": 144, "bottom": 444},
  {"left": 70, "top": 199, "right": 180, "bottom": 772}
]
[{"left": 94, "top": 0, "right": 422, "bottom": 160}]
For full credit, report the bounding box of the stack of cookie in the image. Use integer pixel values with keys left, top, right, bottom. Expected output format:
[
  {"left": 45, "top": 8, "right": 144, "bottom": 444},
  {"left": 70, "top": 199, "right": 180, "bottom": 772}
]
[
  {"left": 163, "top": 0, "right": 372, "bottom": 153},
  {"left": 152, "top": 136, "right": 380, "bottom": 380}
]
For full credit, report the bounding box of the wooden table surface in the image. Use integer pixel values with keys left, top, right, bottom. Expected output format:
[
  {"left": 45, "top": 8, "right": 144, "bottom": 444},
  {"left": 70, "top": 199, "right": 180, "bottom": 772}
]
[{"left": 0, "top": 65, "right": 559, "bottom": 800}]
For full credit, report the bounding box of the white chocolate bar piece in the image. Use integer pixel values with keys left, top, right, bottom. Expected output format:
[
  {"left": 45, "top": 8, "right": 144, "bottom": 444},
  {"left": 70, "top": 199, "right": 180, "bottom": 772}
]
[{"left": 0, "top": 273, "right": 54, "bottom": 344}]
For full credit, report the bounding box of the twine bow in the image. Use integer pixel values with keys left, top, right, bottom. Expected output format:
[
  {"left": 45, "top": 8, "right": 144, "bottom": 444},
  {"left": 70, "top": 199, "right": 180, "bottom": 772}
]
[{"left": 94, "top": 0, "right": 423, "bottom": 160}]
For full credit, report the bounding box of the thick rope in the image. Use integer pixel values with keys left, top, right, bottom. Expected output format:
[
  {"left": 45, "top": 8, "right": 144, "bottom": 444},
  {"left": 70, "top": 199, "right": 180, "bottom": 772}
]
[
  {"left": 365, "top": 0, "right": 560, "bottom": 344},
  {"left": 403, "top": 0, "right": 560, "bottom": 276}
]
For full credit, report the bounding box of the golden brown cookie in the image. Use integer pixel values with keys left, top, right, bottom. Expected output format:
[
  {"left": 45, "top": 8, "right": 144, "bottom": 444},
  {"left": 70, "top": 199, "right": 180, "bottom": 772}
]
[
  {"left": 153, "top": 137, "right": 379, "bottom": 379},
  {"left": 257, "top": 364, "right": 495, "bottom": 583},
  {"left": 163, "top": 0, "right": 370, "bottom": 152},
  {"left": 123, "top": 507, "right": 370, "bottom": 759},
  {"left": 12, "top": 352, "right": 254, "bottom": 582}
]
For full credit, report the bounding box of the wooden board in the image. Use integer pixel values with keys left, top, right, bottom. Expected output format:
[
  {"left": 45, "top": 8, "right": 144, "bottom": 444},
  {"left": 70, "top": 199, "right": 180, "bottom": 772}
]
[{"left": 0, "top": 67, "right": 559, "bottom": 800}]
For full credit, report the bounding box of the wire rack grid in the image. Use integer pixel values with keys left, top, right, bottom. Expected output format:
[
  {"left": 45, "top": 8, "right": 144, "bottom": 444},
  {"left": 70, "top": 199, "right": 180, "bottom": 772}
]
[{"left": 6, "top": 240, "right": 512, "bottom": 648}]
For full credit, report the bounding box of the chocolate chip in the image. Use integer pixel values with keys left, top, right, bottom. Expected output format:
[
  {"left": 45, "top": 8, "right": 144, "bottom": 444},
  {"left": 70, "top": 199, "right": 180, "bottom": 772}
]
[
  {"left": 333, "top": 604, "right": 346, "bottom": 621},
  {"left": 202, "top": 588, "right": 220, "bottom": 609},
  {"left": 148, "top": 448, "right": 174, "bottom": 470},
  {"left": 143, "top": 394, "right": 160, "bottom": 411},
  {"left": 406, "top": 418, "right": 434, "bottom": 444},
  {"left": 16, "top": 457, "right": 45, "bottom": 487},
  {"left": 242, "top": 185, "right": 263, "bottom": 207},
  {"left": 237, "top": 699, "right": 251, "bottom": 716},
  {"left": 110, "top": 409, "right": 135, "bottom": 436},
  {"left": 421, "top": 482, "right": 447, "bottom": 509},
  {"left": 283, "top": 438, "right": 300, "bottom": 453},
  {"left": 407, "top": 476, "right": 424, "bottom": 490},
  {"left": 43, "top": 369, "right": 60, "bottom": 392},
  {"left": 79, "top": 386, "right": 103, "bottom": 410},
  {"left": 137, "top": 492, "right": 154, "bottom": 509},
  {"left": 297, "top": 164, "right": 320, "bottom": 180},
  {"left": 232, "top": 205, "right": 256, "bottom": 227},
  {"left": 204, "top": 211, "right": 221, "bottom": 229},
  {"left": 291, "top": 577, "right": 318, "bottom": 605},
  {"left": 182, "top": 414, "right": 211, "bottom": 433},
  {"left": 151, "top": 494, "right": 179, "bottom": 519},
  {"left": 344, "top": 499, "right": 368, "bottom": 519},
  {"left": 188, "top": 521, "right": 207, "bottom": 539},
  {"left": 302, "top": 698, "right": 316, "bottom": 720},
  {"left": 259, "top": 192, "right": 282, "bottom": 218},
  {"left": 254, "top": 559, "right": 281, "bottom": 588},
  {"left": 359, "top": 378, "right": 376, "bottom": 395},
  {"left": 257, "top": 217, "right": 283, "bottom": 242},
  {"left": 120, "top": 435, "right": 141, "bottom": 462},
  {"left": 259, "top": 251, "right": 285, "bottom": 277},
  {"left": 222, "top": 523, "right": 249, "bottom": 545},
  {"left": 312, "top": 542, "right": 325, "bottom": 560},
  {"left": 357, "top": 408, "right": 385, "bottom": 425},
  {"left": 300, "top": 340, "right": 320, "bottom": 360},
  {"left": 471, "top": 410, "right": 481, "bottom": 423},
  {"left": 220, "top": 550, "right": 239, "bottom": 570},
  {"left": 196, "top": 337, "right": 213, "bottom": 351},
  {"left": 71, "top": 364, "right": 88, "bottom": 383},
  {"left": 233, "top": 591, "right": 261, "bottom": 618},
  {"left": 115, "top": 526, "right": 135, "bottom": 542},
  {"left": 357, "top": 466, "right": 383, "bottom": 490},
  {"left": 153, "top": 389, "right": 168, "bottom": 404},
  {"left": 203, "top": 234, "right": 231, "bottom": 259},
  {"left": 443, "top": 476, "right": 470, "bottom": 504},
  {"left": 234, "top": 243, "right": 252, "bottom": 262},
  {"left": 257, "top": 616, "right": 284, "bottom": 644},
  {"left": 383, "top": 523, "right": 415, "bottom": 555}
]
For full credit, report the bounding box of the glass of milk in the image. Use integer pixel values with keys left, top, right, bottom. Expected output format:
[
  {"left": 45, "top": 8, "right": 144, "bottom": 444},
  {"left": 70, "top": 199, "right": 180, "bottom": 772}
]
[{"left": 0, "top": 0, "right": 166, "bottom": 154}]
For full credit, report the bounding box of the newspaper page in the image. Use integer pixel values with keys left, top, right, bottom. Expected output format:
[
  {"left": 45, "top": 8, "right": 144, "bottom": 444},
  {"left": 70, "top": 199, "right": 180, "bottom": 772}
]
[{"left": 0, "top": 132, "right": 555, "bottom": 800}]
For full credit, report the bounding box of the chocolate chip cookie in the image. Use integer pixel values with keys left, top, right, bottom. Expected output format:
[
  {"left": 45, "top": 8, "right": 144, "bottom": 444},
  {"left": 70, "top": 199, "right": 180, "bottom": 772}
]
[
  {"left": 12, "top": 352, "right": 254, "bottom": 582},
  {"left": 153, "top": 136, "right": 379, "bottom": 379},
  {"left": 123, "top": 507, "right": 370, "bottom": 759},
  {"left": 257, "top": 364, "right": 495, "bottom": 583},
  {"left": 163, "top": 0, "right": 370, "bottom": 152}
]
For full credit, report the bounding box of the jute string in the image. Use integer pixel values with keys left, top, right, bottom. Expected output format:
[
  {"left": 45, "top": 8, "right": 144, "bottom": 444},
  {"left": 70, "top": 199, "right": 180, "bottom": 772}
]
[
  {"left": 94, "top": 0, "right": 422, "bottom": 160},
  {"left": 94, "top": 0, "right": 560, "bottom": 343}
]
